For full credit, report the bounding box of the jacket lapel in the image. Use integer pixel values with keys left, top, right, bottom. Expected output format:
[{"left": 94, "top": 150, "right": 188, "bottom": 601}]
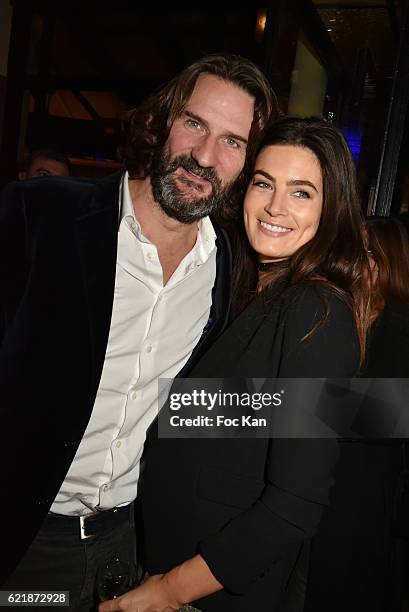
[
  {"left": 177, "top": 221, "right": 232, "bottom": 377},
  {"left": 75, "top": 171, "right": 122, "bottom": 397}
]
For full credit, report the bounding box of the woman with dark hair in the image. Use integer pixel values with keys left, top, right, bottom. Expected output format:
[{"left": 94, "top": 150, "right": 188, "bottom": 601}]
[
  {"left": 100, "top": 117, "right": 371, "bottom": 612},
  {"left": 363, "top": 217, "right": 409, "bottom": 612},
  {"left": 364, "top": 215, "right": 409, "bottom": 375},
  {"left": 303, "top": 216, "right": 409, "bottom": 612},
  {"left": 364, "top": 216, "right": 409, "bottom": 610},
  {"left": 231, "top": 116, "right": 369, "bottom": 343},
  {"left": 364, "top": 218, "right": 409, "bottom": 612}
]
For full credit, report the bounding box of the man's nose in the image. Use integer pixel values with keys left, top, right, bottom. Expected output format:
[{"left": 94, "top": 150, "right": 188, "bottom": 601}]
[{"left": 191, "top": 135, "right": 218, "bottom": 168}]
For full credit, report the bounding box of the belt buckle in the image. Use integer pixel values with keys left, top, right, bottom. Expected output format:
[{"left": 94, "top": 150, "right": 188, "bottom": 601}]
[{"left": 79, "top": 515, "right": 94, "bottom": 540}]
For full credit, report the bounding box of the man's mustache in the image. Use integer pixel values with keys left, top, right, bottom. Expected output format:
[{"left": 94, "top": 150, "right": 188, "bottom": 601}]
[{"left": 165, "top": 155, "right": 221, "bottom": 191}]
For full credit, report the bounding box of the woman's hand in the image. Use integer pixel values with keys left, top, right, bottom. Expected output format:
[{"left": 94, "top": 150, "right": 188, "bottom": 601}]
[
  {"left": 98, "top": 574, "right": 181, "bottom": 612},
  {"left": 98, "top": 554, "right": 223, "bottom": 612}
]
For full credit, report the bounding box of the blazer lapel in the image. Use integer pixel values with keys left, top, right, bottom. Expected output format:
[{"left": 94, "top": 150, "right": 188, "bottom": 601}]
[
  {"left": 177, "top": 221, "right": 232, "bottom": 377},
  {"left": 75, "top": 171, "right": 122, "bottom": 397}
]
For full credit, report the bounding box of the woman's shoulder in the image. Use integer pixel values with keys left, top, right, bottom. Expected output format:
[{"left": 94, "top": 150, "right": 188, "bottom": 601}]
[
  {"left": 281, "top": 282, "right": 353, "bottom": 324},
  {"left": 272, "top": 282, "right": 360, "bottom": 377}
]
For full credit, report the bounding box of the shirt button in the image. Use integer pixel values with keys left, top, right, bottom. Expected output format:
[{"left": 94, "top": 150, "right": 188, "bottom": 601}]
[
  {"left": 146, "top": 252, "right": 154, "bottom": 261},
  {"left": 130, "top": 391, "right": 139, "bottom": 400},
  {"left": 116, "top": 440, "right": 122, "bottom": 448},
  {"left": 146, "top": 345, "right": 153, "bottom": 353},
  {"left": 103, "top": 484, "right": 109, "bottom": 491}
]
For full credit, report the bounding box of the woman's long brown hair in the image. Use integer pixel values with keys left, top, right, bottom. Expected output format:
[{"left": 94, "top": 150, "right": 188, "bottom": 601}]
[{"left": 231, "top": 116, "right": 372, "bottom": 363}]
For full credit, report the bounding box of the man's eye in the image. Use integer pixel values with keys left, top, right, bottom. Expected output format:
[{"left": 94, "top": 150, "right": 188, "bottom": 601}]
[
  {"left": 293, "top": 190, "right": 310, "bottom": 199},
  {"left": 225, "top": 137, "right": 240, "bottom": 149},
  {"left": 186, "top": 119, "right": 201, "bottom": 129}
]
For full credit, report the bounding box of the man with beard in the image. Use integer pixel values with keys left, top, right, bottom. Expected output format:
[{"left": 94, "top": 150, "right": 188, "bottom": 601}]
[{"left": 0, "top": 53, "right": 276, "bottom": 609}]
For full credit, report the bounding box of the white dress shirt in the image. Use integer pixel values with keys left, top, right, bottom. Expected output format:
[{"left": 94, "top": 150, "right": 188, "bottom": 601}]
[{"left": 51, "top": 173, "right": 216, "bottom": 515}]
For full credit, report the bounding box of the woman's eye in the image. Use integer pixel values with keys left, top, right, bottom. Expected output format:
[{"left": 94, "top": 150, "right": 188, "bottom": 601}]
[
  {"left": 253, "top": 180, "right": 271, "bottom": 189},
  {"left": 293, "top": 190, "right": 310, "bottom": 199}
]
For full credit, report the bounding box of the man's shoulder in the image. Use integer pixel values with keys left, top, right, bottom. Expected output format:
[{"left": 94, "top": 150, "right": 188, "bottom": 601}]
[
  {"left": 20, "top": 170, "right": 122, "bottom": 199},
  {"left": 1, "top": 171, "right": 123, "bottom": 216}
]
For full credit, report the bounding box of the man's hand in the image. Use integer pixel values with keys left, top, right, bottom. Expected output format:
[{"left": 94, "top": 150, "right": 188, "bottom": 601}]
[{"left": 98, "top": 574, "right": 182, "bottom": 612}]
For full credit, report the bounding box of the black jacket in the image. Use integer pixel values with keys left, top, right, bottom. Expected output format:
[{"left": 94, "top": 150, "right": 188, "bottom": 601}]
[
  {"left": 0, "top": 172, "right": 231, "bottom": 584},
  {"left": 141, "top": 285, "right": 361, "bottom": 611}
]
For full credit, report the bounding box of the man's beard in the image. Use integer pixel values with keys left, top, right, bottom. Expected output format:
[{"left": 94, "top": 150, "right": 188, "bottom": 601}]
[{"left": 150, "top": 149, "right": 234, "bottom": 224}]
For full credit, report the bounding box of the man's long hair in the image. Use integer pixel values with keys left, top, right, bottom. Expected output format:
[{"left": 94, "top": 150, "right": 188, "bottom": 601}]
[
  {"left": 120, "top": 53, "right": 278, "bottom": 221},
  {"left": 232, "top": 116, "right": 372, "bottom": 362}
]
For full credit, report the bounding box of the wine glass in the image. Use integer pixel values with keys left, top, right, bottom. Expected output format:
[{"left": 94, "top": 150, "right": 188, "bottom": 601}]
[{"left": 96, "top": 554, "right": 138, "bottom": 601}]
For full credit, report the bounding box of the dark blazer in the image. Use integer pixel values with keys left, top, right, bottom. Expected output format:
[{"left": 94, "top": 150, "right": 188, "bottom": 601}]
[
  {"left": 304, "top": 299, "right": 409, "bottom": 612},
  {"left": 0, "top": 172, "right": 231, "bottom": 584},
  {"left": 141, "top": 284, "right": 361, "bottom": 611}
]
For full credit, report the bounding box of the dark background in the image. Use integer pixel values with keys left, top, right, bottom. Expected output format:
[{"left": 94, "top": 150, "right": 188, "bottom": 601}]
[{"left": 0, "top": 0, "right": 408, "bottom": 215}]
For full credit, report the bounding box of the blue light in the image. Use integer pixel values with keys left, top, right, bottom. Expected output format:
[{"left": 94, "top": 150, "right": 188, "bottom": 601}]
[{"left": 341, "top": 127, "right": 362, "bottom": 162}]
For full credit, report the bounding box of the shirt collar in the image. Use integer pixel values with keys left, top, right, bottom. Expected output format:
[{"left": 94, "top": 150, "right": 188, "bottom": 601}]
[
  {"left": 195, "top": 216, "right": 216, "bottom": 264},
  {"left": 120, "top": 171, "right": 143, "bottom": 239}
]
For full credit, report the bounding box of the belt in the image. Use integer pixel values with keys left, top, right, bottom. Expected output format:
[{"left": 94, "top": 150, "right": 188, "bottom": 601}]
[{"left": 47, "top": 504, "right": 133, "bottom": 540}]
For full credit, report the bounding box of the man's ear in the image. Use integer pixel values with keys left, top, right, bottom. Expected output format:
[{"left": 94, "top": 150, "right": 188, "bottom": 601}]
[{"left": 18, "top": 171, "right": 27, "bottom": 181}]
